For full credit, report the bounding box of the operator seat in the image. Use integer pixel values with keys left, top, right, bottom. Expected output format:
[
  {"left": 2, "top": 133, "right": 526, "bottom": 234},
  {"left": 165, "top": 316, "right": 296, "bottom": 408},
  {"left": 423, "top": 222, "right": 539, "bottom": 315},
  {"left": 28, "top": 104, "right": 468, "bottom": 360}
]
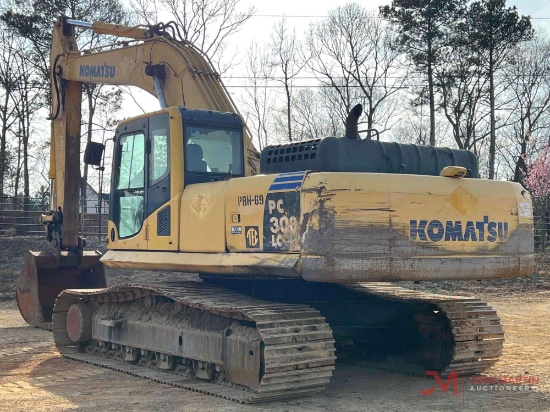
[{"left": 186, "top": 143, "right": 208, "bottom": 172}]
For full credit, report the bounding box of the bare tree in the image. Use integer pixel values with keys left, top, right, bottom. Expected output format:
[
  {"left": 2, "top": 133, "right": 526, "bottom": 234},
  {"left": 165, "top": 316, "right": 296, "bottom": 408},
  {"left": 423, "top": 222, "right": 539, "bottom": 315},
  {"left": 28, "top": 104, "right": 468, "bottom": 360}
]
[
  {"left": 435, "top": 44, "right": 490, "bottom": 153},
  {"left": 10, "top": 46, "right": 43, "bottom": 208},
  {"left": 0, "top": 29, "right": 21, "bottom": 203},
  {"left": 269, "top": 18, "right": 309, "bottom": 142},
  {"left": 291, "top": 89, "right": 343, "bottom": 140},
  {"left": 381, "top": 0, "right": 466, "bottom": 146},
  {"left": 1, "top": 0, "right": 131, "bottom": 213},
  {"left": 499, "top": 34, "right": 550, "bottom": 184},
  {"left": 307, "top": 5, "right": 407, "bottom": 139},
  {"left": 392, "top": 104, "right": 431, "bottom": 146},
  {"left": 467, "top": 0, "right": 533, "bottom": 179},
  {"left": 239, "top": 42, "right": 275, "bottom": 150},
  {"left": 131, "top": 0, "right": 254, "bottom": 74},
  {"left": 0, "top": 22, "right": 43, "bottom": 208}
]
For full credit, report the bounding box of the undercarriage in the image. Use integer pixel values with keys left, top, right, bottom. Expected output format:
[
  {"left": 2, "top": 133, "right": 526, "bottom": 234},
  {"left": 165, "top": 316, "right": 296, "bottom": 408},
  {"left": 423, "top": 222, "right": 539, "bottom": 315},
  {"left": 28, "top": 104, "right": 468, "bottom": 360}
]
[{"left": 51, "top": 279, "right": 503, "bottom": 403}]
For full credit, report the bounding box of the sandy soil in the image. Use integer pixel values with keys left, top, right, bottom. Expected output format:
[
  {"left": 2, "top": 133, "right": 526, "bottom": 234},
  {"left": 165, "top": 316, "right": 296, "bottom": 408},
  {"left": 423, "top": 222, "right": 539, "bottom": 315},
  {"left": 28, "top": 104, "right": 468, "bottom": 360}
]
[{"left": 0, "top": 237, "right": 549, "bottom": 411}]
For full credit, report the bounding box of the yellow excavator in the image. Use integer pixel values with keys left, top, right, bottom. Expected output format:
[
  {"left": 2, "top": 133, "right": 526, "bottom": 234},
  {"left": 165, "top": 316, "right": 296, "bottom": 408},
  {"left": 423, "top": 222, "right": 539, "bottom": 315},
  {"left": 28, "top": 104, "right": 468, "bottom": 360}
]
[{"left": 16, "top": 16, "right": 534, "bottom": 403}]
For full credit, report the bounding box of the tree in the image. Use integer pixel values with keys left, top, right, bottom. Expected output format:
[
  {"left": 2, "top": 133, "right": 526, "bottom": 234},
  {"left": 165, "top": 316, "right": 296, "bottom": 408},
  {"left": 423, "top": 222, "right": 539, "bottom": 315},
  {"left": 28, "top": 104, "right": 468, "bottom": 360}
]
[
  {"left": 523, "top": 147, "right": 550, "bottom": 217},
  {"left": 467, "top": 0, "right": 532, "bottom": 179},
  {"left": 499, "top": 34, "right": 550, "bottom": 185},
  {"left": 434, "top": 39, "right": 490, "bottom": 153},
  {"left": 2, "top": 0, "right": 130, "bottom": 219},
  {"left": 240, "top": 41, "right": 275, "bottom": 150},
  {"left": 269, "top": 18, "right": 308, "bottom": 142},
  {"left": 1, "top": 0, "right": 130, "bottom": 91},
  {"left": 392, "top": 104, "right": 430, "bottom": 145},
  {"left": 308, "top": 4, "right": 407, "bottom": 139},
  {"left": 9, "top": 45, "right": 43, "bottom": 209},
  {"left": 291, "top": 88, "right": 343, "bottom": 140},
  {"left": 380, "top": 0, "right": 466, "bottom": 146},
  {"left": 0, "top": 29, "right": 21, "bottom": 203},
  {"left": 0, "top": 18, "right": 43, "bottom": 208}
]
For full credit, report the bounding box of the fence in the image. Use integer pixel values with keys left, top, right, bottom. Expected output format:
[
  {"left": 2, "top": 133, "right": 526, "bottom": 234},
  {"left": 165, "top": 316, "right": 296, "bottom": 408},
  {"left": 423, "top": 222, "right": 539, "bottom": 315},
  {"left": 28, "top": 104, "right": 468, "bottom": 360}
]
[
  {"left": 534, "top": 214, "right": 550, "bottom": 251},
  {"left": 1, "top": 197, "right": 549, "bottom": 250},
  {"left": 0, "top": 197, "right": 108, "bottom": 239}
]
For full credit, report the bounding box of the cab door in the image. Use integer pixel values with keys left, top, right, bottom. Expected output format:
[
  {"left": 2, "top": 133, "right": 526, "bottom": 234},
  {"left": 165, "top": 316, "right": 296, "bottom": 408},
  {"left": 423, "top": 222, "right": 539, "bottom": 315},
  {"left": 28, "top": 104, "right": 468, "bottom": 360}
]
[
  {"left": 110, "top": 112, "right": 173, "bottom": 250},
  {"left": 110, "top": 117, "right": 148, "bottom": 249}
]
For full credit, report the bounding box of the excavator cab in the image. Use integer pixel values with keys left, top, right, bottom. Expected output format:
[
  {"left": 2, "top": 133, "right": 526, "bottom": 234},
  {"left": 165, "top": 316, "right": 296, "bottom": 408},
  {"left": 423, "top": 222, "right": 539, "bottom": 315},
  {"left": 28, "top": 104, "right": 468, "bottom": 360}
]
[{"left": 107, "top": 107, "right": 245, "bottom": 250}]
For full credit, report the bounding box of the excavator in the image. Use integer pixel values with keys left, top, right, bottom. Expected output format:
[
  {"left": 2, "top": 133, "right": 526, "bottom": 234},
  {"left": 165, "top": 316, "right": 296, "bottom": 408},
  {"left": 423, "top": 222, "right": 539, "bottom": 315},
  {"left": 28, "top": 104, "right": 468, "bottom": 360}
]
[{"left": 16, "top": 16, "right": 534, "bottom": 403}]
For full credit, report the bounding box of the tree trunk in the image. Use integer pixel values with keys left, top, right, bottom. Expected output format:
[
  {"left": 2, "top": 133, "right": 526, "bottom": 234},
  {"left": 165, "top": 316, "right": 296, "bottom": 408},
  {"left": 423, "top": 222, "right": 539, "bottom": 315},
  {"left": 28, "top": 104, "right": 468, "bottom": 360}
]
[
  {"left": 284, "top": 80, "right": 292, "bottom": 142},
  {"left": 22, "top": 79, "right": 30, "bottom": 212},
  {"left": 81, "top": 86, "right": 95, "bottom": 224},
  {"left": 366, "top": 95, "right": 374, "bottom": 139},
  {"left": 0, "top": 90, "right": 9, "bottom": 208},
  {"left": 13, "top": 125, "right": 21, "bottom": 206},
  {"left": 427, "top": 40, "right": 436, "bottom": 147},
  {"left": 513, "top": 117, "right": 527, "bottom": 184},
  {"left": 488, "top": 54, "right": 496, "bottom": 180},
  {"left": 367, "top": 105, "right": 374, "bottom": 140},
  {"left": 23, "top": 139, "right": 29, "bottom": 210}
]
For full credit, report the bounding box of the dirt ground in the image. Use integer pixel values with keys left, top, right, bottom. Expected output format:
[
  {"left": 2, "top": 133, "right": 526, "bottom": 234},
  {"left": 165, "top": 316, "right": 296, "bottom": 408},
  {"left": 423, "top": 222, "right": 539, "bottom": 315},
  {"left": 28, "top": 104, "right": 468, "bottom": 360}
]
[{"left": 1, "top": 236, "right": 549, "bottom": 412}]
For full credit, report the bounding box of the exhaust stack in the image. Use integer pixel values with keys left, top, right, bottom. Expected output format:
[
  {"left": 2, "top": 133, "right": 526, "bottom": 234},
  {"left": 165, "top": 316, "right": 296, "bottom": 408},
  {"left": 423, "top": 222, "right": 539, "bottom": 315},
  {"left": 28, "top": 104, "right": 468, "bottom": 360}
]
[{"left": 345, "top": 104, "right": 363, "bottom": 140}]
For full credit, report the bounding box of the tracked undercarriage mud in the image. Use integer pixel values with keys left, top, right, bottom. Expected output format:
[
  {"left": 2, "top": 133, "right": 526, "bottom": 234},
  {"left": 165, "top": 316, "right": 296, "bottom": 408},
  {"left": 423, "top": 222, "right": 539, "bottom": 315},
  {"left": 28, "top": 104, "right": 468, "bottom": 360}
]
[
  {"left": 52, "top": 281, "right": 336, "bottom": 403},
  {"left": 343, "top": 283, "right": 504, "bottom": 376},
  {"left": 51, "top": 281, "right": 503, "bottom": 402},
  {"left": 208, "top": 279, "right": 504, "bottom": 376}
]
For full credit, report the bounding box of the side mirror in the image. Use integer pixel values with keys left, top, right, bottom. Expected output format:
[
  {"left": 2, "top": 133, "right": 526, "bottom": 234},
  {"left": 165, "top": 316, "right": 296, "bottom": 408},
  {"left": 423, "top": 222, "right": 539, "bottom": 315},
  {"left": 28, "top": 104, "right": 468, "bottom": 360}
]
[{"left": 84, "top": 141, "right": 105, "bottom": 166}]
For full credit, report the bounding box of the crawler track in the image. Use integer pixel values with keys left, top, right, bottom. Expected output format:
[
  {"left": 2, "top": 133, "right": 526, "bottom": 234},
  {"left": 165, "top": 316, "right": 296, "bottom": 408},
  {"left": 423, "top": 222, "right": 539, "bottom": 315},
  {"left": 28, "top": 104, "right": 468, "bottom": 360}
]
[
  {"left": 207, "top": 279, "right": 505, "bottom": 377},
  {"left": 52, "top": 282, "right": 335, "bottom": 403},
  {"left": 50, "top": 281, "right": 504, "bottom": 402},
  {"left": 344, "top": 283, "right": 504, "bottom": 376}
]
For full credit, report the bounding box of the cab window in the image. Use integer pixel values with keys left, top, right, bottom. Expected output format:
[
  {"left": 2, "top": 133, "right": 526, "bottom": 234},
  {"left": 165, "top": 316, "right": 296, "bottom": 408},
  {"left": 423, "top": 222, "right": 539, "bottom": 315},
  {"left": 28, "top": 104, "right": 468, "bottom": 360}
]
[
  {"left": 149, "top": 116, "right": 169, "bottom": 183},
  {"left": 184, "top": 126, "right": 243, "bottom": 176},
  {"left": 115, "top": 132, "right": 145, "bottom": 238}
]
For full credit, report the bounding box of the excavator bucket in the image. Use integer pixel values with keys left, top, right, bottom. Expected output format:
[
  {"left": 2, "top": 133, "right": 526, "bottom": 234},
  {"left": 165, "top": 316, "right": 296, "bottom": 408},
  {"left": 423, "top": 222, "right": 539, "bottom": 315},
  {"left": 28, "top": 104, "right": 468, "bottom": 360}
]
[{"left": 16, "top": 250, "right": 106, "bottom": 329}]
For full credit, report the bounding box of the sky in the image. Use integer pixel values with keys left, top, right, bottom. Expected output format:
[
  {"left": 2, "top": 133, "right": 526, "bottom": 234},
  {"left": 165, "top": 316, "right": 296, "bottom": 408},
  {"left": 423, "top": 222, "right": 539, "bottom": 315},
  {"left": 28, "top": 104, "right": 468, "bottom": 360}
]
[{"left": 208, "top": 0, "right": 550, "bottom": 77}]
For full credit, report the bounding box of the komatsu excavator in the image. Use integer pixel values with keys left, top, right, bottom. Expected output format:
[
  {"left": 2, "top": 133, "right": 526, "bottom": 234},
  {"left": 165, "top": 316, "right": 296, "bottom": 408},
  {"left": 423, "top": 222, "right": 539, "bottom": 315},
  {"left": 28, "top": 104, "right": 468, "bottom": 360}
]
[{"left": 16, "top": 16, "right": 534, "bottom": 403}]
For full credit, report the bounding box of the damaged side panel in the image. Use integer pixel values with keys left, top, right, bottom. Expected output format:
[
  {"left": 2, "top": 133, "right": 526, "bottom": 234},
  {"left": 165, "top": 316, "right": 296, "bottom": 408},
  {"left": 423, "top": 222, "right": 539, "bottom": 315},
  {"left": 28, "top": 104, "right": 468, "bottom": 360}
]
[{"left": 299, "top": 172, "right": 534, "bottom": 282}]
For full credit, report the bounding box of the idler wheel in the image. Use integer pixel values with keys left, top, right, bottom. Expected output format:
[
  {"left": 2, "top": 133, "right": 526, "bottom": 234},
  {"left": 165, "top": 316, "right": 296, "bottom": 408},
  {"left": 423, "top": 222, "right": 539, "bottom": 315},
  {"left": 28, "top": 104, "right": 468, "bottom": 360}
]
[{"left": 67, "top": 303, "right": 94, "bottom": 342}]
